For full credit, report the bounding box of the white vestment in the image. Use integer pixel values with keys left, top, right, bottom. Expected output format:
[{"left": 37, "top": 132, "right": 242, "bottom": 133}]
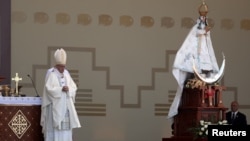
[
  {"left": 167, "top": 17, "right": 219, "bottom": 120},
  {"left": 40, "top": 67, "right": 81, "bottom": 141}
]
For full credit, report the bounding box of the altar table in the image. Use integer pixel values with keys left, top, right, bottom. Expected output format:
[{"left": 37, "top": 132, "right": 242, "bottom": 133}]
[{"left": 0, "top": 97, "right": 44, "bottom": 141}]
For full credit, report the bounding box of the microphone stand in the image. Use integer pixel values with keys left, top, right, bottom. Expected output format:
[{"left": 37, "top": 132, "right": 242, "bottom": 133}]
[{"left": 27, "top": 74, "right": 40, "bottom": 97}]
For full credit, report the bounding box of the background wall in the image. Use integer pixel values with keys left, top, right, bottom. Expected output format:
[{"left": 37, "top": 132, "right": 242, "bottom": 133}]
[{"left": 10, "top": 0, "right": 250, "bottom": 141}]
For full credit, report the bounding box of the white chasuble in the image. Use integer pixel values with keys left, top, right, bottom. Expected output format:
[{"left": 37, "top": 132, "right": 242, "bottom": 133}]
[{"left": 41, "top": 68, "right": 81, "bottom": 141}]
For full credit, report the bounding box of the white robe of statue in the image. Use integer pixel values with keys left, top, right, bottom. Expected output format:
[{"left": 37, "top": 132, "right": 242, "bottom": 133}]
[
  {"left": 167, "top": 16, "right": 219, "bottom": 120},
  {"left": 40, "top": 68, "right": 81, "bottom": 141}
]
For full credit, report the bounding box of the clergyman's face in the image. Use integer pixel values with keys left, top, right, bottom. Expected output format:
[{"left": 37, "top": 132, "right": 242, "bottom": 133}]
[
  {"left": 200, "top": 16, "right": 206, "bottom": 21},
  {"left": 55, "top": 64, "right": 65, "bottom": 73}
]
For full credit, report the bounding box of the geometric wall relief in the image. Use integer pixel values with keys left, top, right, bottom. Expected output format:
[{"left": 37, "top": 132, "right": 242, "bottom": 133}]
[
  {"left": 225, "top": 86, "right": 250, "bottom": 109},
  {"left": 153, "top": 50, "right": 177, "bottom": 117},
  {"left": 75, "top": 89, "right": 106, "bottom": 116},
  {"left": 240, "top": 19, "right": 250, "bottom": 30},
  {"left": 8, "top": 110, "right": 31, "bottom": 139},
  {"left": 141, "top": 16, "right": 154, "bottom": 28},
  {"left": 120, "top": 15, "right": 133, "bottom": 27},
  {"left": 70, "top": 69, "right": 106, "bottom": 116},
  {"left": 56, "top": 13, "right": 70, "bottom": 25},
  {"left": 99, "top": 14, "right": 112, "bottom": 26},
  {"left": 77, "top": 13, "right": 92, "bottom": 26},
  {"left": 11, "top": 11, "right": 250, "bottom": 30},
  {"left": 23, "top": 47, "right": 248, "bottom": 117},
  {"left": 154, "top": 90, "right": 176, "bottom": 116},
  {"left": 161, "top": 17, "right": 174, "bottom": 28},
  {"left": 181, "top": 17, "right": 194, "bottom": 28},
  {"left": 26, "top": 47, "right": 179, "bottom": 117},
  {"left": 29, "top": 47, "right": 109, "bottom": 117},
  {"left": 34, "top": 12, "right": 49, "bottom": 24}
]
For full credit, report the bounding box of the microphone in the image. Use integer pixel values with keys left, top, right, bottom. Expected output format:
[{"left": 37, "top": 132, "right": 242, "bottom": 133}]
[{"left": 27, "top": 74, "right": 40, "bottom": 97}]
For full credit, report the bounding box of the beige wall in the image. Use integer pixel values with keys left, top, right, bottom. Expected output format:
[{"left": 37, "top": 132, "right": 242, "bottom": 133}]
[{"left": 11, "top": 0, "right": 250, "bottom": 141}]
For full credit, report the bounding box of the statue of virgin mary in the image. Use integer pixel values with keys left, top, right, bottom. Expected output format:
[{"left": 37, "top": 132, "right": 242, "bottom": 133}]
[{"left": 168, "top": 1, "right": 220, "bottom": 119}]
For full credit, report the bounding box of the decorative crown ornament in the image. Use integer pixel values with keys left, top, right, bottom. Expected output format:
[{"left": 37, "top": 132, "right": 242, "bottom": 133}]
[{"left": 198, "top": 0, "right": 208, "bottom": 16}]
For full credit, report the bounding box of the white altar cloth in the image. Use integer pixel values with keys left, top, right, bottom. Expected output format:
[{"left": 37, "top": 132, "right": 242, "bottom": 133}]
[{"left": 0, "top": 96, "right": 42, "bottom": 105}]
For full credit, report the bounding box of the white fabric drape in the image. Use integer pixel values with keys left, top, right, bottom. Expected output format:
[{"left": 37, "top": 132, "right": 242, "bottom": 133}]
[{"left": 167, "top": 17, "right": 219, "bottom": 120}]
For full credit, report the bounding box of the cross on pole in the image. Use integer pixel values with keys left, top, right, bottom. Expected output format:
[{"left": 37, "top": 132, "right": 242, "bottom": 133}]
[{"left": 12, "top": 73, "right": 22, "bottom": 94}]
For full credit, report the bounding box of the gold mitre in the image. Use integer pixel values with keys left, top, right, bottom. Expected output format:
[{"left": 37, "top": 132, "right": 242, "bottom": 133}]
[
  {"left": 54, "top": 48, "right": 67, "bottom": 65},
  {"left": 198, "top": 0, "right": 208, "bottom": 16}
]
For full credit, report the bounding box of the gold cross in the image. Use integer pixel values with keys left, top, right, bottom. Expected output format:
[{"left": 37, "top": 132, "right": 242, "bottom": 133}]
[{"left": 12, "top": 73, "right": 22, "bottom": 94}]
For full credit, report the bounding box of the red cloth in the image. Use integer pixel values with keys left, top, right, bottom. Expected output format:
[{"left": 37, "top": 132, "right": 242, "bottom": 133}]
[{"left": 205, "top": 87, "right": 215, "bottom": 98}]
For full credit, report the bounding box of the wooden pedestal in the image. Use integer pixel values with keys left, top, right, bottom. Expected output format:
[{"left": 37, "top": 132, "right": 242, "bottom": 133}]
[
  {"left": 163, "top": 86, "right": 228, "bottom": 141},
  {"left": 173, "top": 107, "right": 227, "bottom": 136}
]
